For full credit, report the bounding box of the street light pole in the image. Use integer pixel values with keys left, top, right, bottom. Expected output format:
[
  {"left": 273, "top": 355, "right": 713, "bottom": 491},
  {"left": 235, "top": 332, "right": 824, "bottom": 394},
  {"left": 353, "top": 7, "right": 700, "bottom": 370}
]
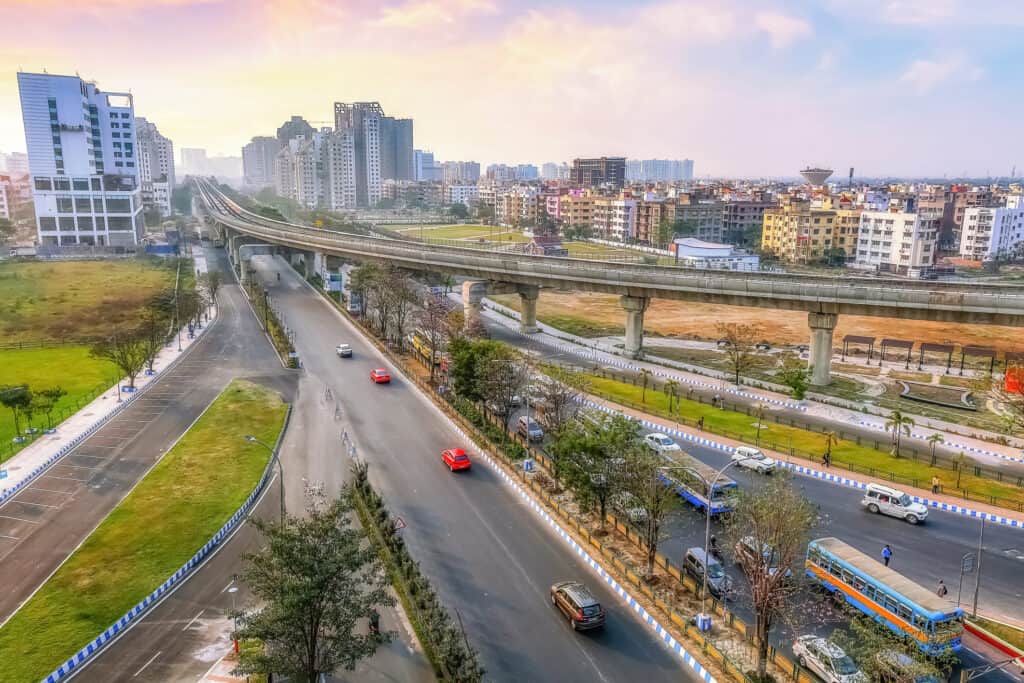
[{"left": 245, "top": 435, "right": 285, "bottom": 523}]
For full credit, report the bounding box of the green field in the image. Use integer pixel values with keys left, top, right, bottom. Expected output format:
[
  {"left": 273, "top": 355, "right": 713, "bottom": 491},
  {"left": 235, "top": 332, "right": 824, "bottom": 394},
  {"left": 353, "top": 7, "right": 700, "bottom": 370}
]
[
  {"left": 0, "top": 346, "right": 118, "bottom": 461},
  {"left": 583, "top": 373, "right": 1024, "bottom": 508},
  {"left": 0, "top": 258, "right": 180, "bottom": 342},
  {"left": 0, "top": 380, "right": 287, "bottom": 683}
]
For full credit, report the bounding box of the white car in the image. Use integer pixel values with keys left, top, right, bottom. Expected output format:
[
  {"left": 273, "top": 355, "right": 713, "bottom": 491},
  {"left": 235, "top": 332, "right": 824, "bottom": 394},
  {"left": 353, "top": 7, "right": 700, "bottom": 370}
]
[
  {"left": 335, "top": 343, "right": 353, "bottom": 358},
  {"left": 793, "top": 636, "right": 868, "bottom": 683},
  {"left": 861, "top": 483, "right": 928, "bottom": 525},
  {"left": 730, "top": 446, "right": 777, "bottom": 474},
  {"left": 644, "top": 433, "right": 682, "bottom": 454}
]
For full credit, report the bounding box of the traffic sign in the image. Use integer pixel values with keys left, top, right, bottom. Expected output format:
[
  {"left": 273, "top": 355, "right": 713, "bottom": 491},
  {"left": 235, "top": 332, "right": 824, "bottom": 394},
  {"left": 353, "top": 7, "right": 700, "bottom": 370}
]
[
  {"left": 394, "top": 517, "right": 406, "bottom": 531},
  {"left": 961, "top": 553, "right": 976, "bottom": 574}
]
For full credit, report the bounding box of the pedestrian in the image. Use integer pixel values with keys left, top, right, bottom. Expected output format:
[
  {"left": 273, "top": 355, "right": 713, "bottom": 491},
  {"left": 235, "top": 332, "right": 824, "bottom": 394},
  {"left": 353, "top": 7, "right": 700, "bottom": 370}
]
[
  {"left": 697, "top": 416, "right": 705, "bottom": 431},
  {"left": 822, "top": 452, "right": 831, "bottom": 468},
  {"left": 713, "top": 393, "right": 721, "bottom": 407},
  {"left": 369, "top": 609, "right": 380, "bottom": 636},
  {"left": 881, "top": 544, "right": 892, "bottom": 567},
  {"left": 931, "top": 475, "right": 940, "bottom": 495},
  {"left": 936, "top": 580, "right": 948, "bottom": 598}
]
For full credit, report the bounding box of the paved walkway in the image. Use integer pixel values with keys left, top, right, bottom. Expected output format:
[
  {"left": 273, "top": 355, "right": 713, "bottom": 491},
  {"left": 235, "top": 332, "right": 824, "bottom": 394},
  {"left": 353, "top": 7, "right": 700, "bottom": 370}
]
[
  {"left": 0, "top": 252, "right": 214, "bottom": 497},
  {"left": 474, "top": 296, "right": 1024, "bottom": 468}
]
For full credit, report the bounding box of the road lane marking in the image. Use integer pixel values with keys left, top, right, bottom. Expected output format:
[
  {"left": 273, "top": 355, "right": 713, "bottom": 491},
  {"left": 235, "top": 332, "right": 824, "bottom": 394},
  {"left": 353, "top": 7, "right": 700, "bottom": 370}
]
[
  {"left": 27, "top": 487, "right": 74, "bottom": 495},
  {"left": 54, "top": 463, "right": 101, "bottom": 471},
  {"left": 182, "top": 609, "right": 205, "bottom": 631},
  {"left": 10, "top": 500, "right": 59, "bottom": 509},
  {"left": 39, "top": 474, "right": 90, "bottom": 482},
  {"left": 132, "top": 651, "right": 162, "bottom": 677},
  {"left": 220, "top": 581, "right": 235, "bottom": 593},
  {"left": 0, "top": 514, "right": 38, "bottom": 524}
]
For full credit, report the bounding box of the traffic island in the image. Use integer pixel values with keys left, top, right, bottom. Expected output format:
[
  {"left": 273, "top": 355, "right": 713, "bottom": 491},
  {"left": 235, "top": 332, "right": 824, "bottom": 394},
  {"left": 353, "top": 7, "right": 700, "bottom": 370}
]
[{"left": 0, "top": 380, "right": 288, "bottom": 682}]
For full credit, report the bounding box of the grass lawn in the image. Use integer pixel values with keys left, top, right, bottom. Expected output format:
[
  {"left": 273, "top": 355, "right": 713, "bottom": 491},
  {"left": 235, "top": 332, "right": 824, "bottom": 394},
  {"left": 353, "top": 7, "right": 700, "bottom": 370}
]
[
  {"left": 970, "top": 616, "right": 1024, "bottom": 652},
  {"left": 583, "top": 373, "right": 1024, "bottom": 509},
  {"left": 0, "top": 346, "right": 117, "bottom": 462},
  {"left": 0, "top": 258, "right": 182, "bottom": 342},
  {"left": 398, "top": 224, "right": 496, "bottom": 239},
  {"left": 0, "top": 380, "right": 287, "bottom": 682},
  {"left": 832, "top": 363, "right": 881, "bottom": 376},
  {"left": 490, "top": 294, "right": 625, "bottom": 337},
  {"left": 938, "top": 375, "right": 979, "bottom": 388},
  {"left": 888, "top": 370, "right": 932, "bottom": 383}
]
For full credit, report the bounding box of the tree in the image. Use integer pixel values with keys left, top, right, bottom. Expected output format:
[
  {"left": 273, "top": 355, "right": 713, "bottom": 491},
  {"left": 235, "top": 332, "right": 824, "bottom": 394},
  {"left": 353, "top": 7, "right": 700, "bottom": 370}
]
[
  {"left": 201, "top": 270, "right": 223, "bottom": 306},
  {"left": 927, "top": 432, "right": 944, "bottom": 464},
  {"left": 621, "top": 447, "right": 677, "bottom": 580},
  {"left": 831, "top": 616, "right": 952, "bottom": 682},
  {"left": 348, "top": 263, "right": 379, "bottom": 318},
  {"left": 144, "top": 209, "right": 163, "bottom": 228},
  {"left": 723, "top": 474, "right": 818, "bottom": 680},
  {"left": 655, "top": 218, "right": 673, "bottom": 249},
  {"left": 884, "top": 410, "right": 915, "bottom": 458},
  {"left": 233, "top": 488, "right": 394, "bottom": 683},
  {"left": 473, "top": 202, "right": 494, "bottom": 222},
  {"left": 671, "top": 218, "right": 698, "bottom": 238},
  {"left": 776, "top": 356, "right": 811, "bottom": 400},
  {"left": 533, "top": 366, "right": 589, "bottom": 434},
  {"left": 0, "top": 385, "right": 32, "bottom": 437},
  {"left": 663, "top": 379, "right": 679, "bottom": 413},
  {"left": 418, "top": 296, "right": 452, "bottom": 382},
  {"left": 171, "top": 185, "right": 193, "bottom": 215},
  {"left": 447, "top": 202, "right": 470, "bottom": 219},
  {"left": 138, "top": 308, "right": 170, "bottom": 373},
  {"left": 32, "top": 386, "right": 66, "bottom": 429},
  {"left": 824, "top": 247, "right": 847, "bottom": 267},
  {"left": 383, "top": 270, "right": 418, "bottom": 346},
  {"left": 91, "top": 328, "right": 149, "bottom": 389},
  {"left": 477, "top": 346, "right": 528, "bottom": 428},
  {"left": 954, "top": 451, "right": 968, "bottom": 488},
  {"left": 716, "top": 322, "right": 765, "bottom": 385},
  {"left": 639, "top": 368, "right": 653, "bottom": 403},
  {"left": 992, "top": 368, "right": 1024, "bottom": 436}
]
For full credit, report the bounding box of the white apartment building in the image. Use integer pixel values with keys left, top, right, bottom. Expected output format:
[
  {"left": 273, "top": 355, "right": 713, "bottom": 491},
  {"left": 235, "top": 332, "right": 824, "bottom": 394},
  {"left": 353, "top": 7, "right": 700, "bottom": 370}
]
[
  {"left": 593, "top": 198, "right": 637, "bottom": 241},
  {"left": 324, "top": 129, "right": 356, "bottom": 210},
  {"left": 17, "top": 72, "right": 144, "bottom": 247},
  {"left": 334, "top": 103, "right": 382, "bottom": 207},
  {"left": 960, "top": 207, "right": 1024, "bottom": 260},
  {"left": 445, "top": 184, "right": 479, "bottom": 207},
  {"left": 135, "top": 117, "right": 175, "bottom": 216},
  {"left": 854, "top": 210, "right": 939, "bottom": 274},
  {"left": 0, "top": 175, "right": 11, "bottom": 220},
  {"left": 242, "top": 136, "right": 280, "bottom": 188},
  {"left": 4, "top": 152, "right": 29, "bottom": 177}
]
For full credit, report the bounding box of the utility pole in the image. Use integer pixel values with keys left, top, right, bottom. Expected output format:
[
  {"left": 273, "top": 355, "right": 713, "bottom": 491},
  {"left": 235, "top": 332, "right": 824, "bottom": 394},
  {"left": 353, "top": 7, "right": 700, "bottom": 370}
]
[{"left": 972, "top": 517, "right": 986, "bottom": 617}]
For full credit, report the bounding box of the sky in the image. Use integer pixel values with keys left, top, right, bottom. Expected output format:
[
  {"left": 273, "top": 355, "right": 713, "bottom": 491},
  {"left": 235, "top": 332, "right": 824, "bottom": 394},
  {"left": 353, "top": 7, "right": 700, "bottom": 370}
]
[{"left": 1, "top": 0, "right": 1022, "bottom": 177}]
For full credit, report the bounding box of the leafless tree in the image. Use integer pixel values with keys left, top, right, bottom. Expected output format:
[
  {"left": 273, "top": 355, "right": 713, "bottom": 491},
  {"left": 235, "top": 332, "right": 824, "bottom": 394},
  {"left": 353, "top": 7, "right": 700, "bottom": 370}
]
[
  {"left": 417, "top": 297, "right": 452, "bottom": 382},
  {"left": 384, "top": 271, "right": 419, "bottom": 346},
  {"left": 534, "top": 366, "right": 589, "bottom": 433},
  {"left": 723, "top": 473, "right": 818, "bottom": 680},
  {"left": 716, "top": 322, "right": 765, "bottom": 385},
  {"left": 478, "top": 349, "right": 529, "bottom": 428},
  {"left": 621, "top": 447, "right": 677, "bottom": 580},
  {"left": 201, "top": 270, "right": 223, "bottom": 306},
  {"left": 91, "top": 328, "right": 150, "bottom": 389}
]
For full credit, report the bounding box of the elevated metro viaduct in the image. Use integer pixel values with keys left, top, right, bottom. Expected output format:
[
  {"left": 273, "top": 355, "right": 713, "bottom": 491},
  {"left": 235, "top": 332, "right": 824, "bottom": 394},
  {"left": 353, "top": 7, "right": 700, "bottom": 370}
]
[{"left": 198, "top": 180, "right": 1024, "bottom": 386}]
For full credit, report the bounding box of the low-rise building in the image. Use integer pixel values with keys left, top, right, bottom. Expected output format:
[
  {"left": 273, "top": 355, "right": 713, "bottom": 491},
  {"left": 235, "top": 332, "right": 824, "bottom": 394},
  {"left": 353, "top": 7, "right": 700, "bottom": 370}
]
[
  {"left": 445, "top": 183, "right": 478, "bottom": 207},
  {"left": 854, "top": 210, "right": 939, "bottom": 274},
  {"left": 761, "top": 200, "right": 857, "bottom": 263},
  {"left": 592, "top": 197, "right": 636, "bottom": 240},
  {"left": 672, "top": 238, "right": 759, "bottom": 271},
  {"left": 960, "top": 206, "right": 1024, "bottom": 260}
]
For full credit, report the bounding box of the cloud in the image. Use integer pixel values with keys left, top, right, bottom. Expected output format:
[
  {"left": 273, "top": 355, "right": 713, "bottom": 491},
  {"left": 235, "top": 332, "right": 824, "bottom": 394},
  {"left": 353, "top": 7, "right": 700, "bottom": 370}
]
[
  {"left": 815, "top": 50, "right": 835, "bottom": 72},
  {"left": 830, "top": 0, "right": 1024, "bottom": 27},
  {"left": 754, "top": 11, "right": 813, "bottom": 48},
  {"left": 369, "top": 0, "right": 497, "bottom": 28},
  {"left": 899, "top": 54, "right": 984, "bottom": 93}
]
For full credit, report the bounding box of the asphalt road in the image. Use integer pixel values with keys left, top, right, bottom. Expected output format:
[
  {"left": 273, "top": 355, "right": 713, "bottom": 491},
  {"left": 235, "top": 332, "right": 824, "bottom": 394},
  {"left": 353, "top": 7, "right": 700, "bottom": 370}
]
[
  {"left": 0, "top": 249, "right": 293, "bottom": 627},
  {"left": 229, "top": 255, "right": 700, "bottom": 683}
]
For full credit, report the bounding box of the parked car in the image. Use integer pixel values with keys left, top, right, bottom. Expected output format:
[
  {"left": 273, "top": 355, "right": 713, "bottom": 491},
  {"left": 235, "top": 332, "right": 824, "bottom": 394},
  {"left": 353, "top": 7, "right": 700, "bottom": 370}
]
[
  {"left": 335, "top": 343, "right": 353, "bottom": 358},
  {"left": 550, "top": 581, "right": 605, "bottom": 631},
  {"left": 793, "top": 635, "right": 868, "bottom": 683},
  {"left": 370, "top": 368, "right": 391, "bottom": 384},
  {"left": 644, "top": 432, "right": 682, "bottom": 454},
  {"left": 441, "top": 448, "right": 472, "bottom": 472},
  {"left": 517, "top": 415, "right": 544, "bottom": 442},
  {"left": 735, "top": 536, "right": 791, "bottom": 578},
  {"left": 731, "top": 446, "right": 777, "bottom": 474},
  {"left": 861, "top": 483, "right": 928, "bottom": 525},
  {"left": 683, "top": 547, "right": 731, "bottom": 598}
]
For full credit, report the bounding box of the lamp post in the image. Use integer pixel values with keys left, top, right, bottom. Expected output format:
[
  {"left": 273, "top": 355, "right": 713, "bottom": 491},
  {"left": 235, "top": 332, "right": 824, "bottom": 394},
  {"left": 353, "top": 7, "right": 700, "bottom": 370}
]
[
  {"left": 228, "top": 584, "right": 239, "bottom": 653},
  {"left": 244, "top": 435, "right": 285, "bottom": 523}
]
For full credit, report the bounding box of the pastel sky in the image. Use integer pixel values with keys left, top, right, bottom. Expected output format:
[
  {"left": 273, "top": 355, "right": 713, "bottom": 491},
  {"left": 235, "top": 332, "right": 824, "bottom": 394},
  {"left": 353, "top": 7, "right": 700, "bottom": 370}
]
[{"left": 1, "top": 0, "right": 1022, "bottom": 177}]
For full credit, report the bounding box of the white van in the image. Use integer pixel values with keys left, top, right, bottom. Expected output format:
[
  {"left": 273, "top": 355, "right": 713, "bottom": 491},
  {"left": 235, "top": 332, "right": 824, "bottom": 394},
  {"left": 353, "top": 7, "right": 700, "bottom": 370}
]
[{"left": 860, "top": 484, "right": 928, "bottom": 525}]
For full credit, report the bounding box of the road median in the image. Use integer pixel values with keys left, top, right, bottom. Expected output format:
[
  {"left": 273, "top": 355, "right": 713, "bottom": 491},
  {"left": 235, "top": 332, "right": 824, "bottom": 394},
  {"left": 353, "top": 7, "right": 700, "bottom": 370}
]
[{"left": 0, "top": 379, "right": 288, "bottom": 683}]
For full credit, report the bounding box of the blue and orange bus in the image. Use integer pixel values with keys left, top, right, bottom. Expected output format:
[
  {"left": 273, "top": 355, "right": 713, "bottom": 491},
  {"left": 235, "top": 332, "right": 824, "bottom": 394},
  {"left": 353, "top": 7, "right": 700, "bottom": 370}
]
[
  {"left": 658, "top": 455, "right": 738, "bottom": 516},
  {"left": 806, "top": 537, "right": 964, "bottom": 654}
]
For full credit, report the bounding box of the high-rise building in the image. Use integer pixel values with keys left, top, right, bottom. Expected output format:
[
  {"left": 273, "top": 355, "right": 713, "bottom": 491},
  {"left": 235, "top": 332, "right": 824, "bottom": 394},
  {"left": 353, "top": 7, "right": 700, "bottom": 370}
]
[
  {"left": 180, "top": 147, "right": 208, "bottom": 173},
  {"left": 135, "top": 117, "right": 175, "bottom": 216},
  {"left": 242, "top": 136, "right": 281, "bottom": 188},
  {"left": 442, "top": 160, "right": 480, "bottom": 184},
  {"left": 274, "top": 133, "right": 323, "bottom": 209},
  {"left": 276, "top": 116, "right": 315, "bottom": 145},
  {"left": 379, "top": 116, "right": 414, "bottom": 181},
  {"left": 17, "top": 71, "right": 144, "bottom": 247},
  {"left": 625, "top": 159, "right": 695, "bottom": 182},
  {"left": 541, "top": 162, "right": 560, "bottom": 181},
  {"left": 571, "top": 157, "right": 626, "bottom": 188},
  {"left": 414, "top": 150, "right": 442, "bottom": 182},
  {"left": 334, "top": 102, "right": 383, "bottom": 207},
  {"left": 516, "top": 164, "right": 539, "bottom": 181},
  {"left": 324, "top": 129, "right": 357, "bottom": 210},
  {"left": 960, "top": 207, "right": 1024, "bottom": 261}
]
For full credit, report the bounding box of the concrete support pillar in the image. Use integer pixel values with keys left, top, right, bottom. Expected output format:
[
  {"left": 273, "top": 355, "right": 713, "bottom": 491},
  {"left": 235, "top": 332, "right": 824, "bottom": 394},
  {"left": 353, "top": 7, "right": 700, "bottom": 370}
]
[
  {"left": 518, "top": 285, "right": 540, "bottom": 334},
  {"left": 462, "top": 280, "right": 487, "bottom": 331},
  {"left": 620, "top": 295, "right": 649, "bottom": 359},
  {"left": 808, "top": 311, "right": 839, "bottom": 386}
]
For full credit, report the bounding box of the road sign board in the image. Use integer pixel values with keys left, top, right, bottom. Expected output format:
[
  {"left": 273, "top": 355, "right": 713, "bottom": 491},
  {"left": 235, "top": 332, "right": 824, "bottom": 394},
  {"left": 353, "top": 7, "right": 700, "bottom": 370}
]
[
  {"left": 961, "top": 552, "right": 976, "bottom": 573},
  {"left": 394, "top": 517, "right": 406, "bottom": 531}
]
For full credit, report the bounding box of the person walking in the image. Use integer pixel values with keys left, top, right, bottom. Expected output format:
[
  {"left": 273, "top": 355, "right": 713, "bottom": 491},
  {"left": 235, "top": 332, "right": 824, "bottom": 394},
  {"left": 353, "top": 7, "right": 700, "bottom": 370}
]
[
  {"left": 881, "top": 544, "right": 892, "bottom": 567},
  {"left": 936, "top": 580, "right": 948, "bottom": 598},
  {"left": 822, "top": 452, "right": 831, "bottom": 468},
  {"left": 697, "top": 416, "right": 705, "bottom": 431},
  {"left": 931, "top": 476, "right": 940, "bottom": 495}
]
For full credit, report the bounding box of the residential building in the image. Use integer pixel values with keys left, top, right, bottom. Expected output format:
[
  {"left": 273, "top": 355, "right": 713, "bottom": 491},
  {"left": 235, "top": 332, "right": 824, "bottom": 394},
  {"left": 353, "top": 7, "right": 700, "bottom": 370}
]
[
  {"left": 334, "top": 102, "right": 383, "bottom": 207},
  {"left": 571, "top": 156, "right": 626, "bottom": 188},
  {"left": 722, "top": 199, "right": 775, "bottom": 246},
  {"left": 476, "top": 182, "right": 498, "bottom": 209},
  {"left": 379, "top": 115, "right": 414, "bottom": 181},
  {"left": 4, "top": 152, "right": 29, "bottom": 176},
  {"left": 0, "top": 174, "right": 11, "bottom": 220},
  {"left": 485, "top": 163, "right": 517, "bottom": 182},
  {"left": 445, "top": 183, "right": 479, "bottom": 207},
  {"left": 960, "top": 207, "right": 1024, "bottom": 260},
  {"left": 242, "top": 136, "right": 281, "bottom": 188},
  {"left": 541, "top": 162, "right": 560, "bottom": 181},
  {"left": 324, "top": 129, "right": 357, "bottom": 210},
  {"left": 592, "top": 197, "right": 636, "bottom": 240},
  {"left": 180, "top": 147, "right": 208, "bottom": 174},
  {"left": 673, "top": 238, "right": 759, "bottom": 271},
  {"left": 634, "top": 197, "right": 669, "bottom": 245},
  {"left": 442, "top": 160, "right": 480, "bottom": 184},
  {"left": 135, "top": 116, "right": 175, "bottom": 216},
  {"left": 761, "top": 200, "right": 858, "bottom": 263},
  {"left": 855, "top": 210, "right": 939, "bottom": 274},
  {"left": 516, "top": 164, "right": 539, "bottom": 181},
  {"left": 626, "top": 159, "right": 694, "bottom": 182},
  {"left": 670, "top": 201, "right": 725, "bottom": 243},
  {"left": 550, "top": 191, "right": 595, "bottom": 229},
  {"left": 17, "top": 71, "right": 144, "bottom": 247},
  {"left": 414, "top": 150, "right": 442, "bottom": 182},
  {"left": 950, "top": 188, "right": 996, "bottom": 248},
  {"left": 494, "top": 186, "right": 539, "bottom": 227},
  {"left": 276, "top": 115, "right": 314, "bottom": 144}
]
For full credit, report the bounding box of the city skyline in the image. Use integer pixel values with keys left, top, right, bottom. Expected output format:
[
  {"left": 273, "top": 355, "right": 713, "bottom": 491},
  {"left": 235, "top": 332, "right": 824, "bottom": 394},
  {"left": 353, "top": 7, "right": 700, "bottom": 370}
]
[{"left": 1, "top": 0, "right": 1023, "bottom": 176}]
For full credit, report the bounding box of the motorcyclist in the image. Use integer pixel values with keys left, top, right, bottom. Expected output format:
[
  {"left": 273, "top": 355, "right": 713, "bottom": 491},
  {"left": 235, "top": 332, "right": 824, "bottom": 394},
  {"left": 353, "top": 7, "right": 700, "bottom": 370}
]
[{"left": 709, "top": 534, "right": 719, "bottom": 557}]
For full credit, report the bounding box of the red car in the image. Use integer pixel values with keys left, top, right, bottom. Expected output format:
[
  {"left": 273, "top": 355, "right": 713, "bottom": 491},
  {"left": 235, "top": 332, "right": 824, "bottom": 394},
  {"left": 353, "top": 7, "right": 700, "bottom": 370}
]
[
  {"left": 370, "top": 368, "right": 391, "bottom": 384},
  {"left": 442, "top": 448, "right": 472, "bottom": 471}
]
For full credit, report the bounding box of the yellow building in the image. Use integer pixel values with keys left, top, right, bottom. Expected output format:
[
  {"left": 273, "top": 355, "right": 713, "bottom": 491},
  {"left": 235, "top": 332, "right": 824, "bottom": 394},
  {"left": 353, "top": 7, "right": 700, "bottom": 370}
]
[{"left": 761, "top": 199, "right": 860, "bottom": 263}]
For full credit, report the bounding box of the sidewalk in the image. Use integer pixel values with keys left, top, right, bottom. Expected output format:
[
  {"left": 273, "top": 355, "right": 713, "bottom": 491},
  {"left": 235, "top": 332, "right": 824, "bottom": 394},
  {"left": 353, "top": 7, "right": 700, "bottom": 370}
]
[
  {"left": 584, "top": 391, "right": 1024, "bottom": 528},
  {"left": 0, "top": 250, "right": 215, "bottom": 498},
  {"left": 475, "top": 296, "right": 1024, "bottom": 468}
]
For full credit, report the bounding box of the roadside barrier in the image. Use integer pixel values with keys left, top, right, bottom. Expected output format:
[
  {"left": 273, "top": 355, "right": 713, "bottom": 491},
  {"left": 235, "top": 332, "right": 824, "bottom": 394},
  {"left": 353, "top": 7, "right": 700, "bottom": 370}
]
[
  {"left": 0, "top": 314, "right": 218, "bottom": 505},
  {"left": 42, "top": 404, "right": 290, "bottom": 683},
  {"left": 580, "top": 398, "right": 1024, "bottom": 529}
]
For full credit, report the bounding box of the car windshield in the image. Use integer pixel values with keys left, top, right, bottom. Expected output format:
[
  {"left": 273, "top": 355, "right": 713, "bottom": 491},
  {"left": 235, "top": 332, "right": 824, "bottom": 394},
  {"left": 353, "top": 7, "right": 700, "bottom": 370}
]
[
  {"left": 898, "top": 494, "right": 912, "bottom": 506},
  {"left": 832, "top": 655, "right": 858, "bottom": 675},
  {"left": 582, "top": 605, "right": 602, "bottom": 616},
  {"left": 707, "top": 563, "right": 725, "bottom": 579},
  {"left": 455, "top": 454, "right": 469, "bottom": 461}
]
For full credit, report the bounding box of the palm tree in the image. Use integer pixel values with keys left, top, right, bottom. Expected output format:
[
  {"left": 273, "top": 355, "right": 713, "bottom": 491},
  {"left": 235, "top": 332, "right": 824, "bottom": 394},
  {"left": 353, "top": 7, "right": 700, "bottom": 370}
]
[
  {"left": 664, "top": 379, "right": 679, "bottom": 413},
  {"left": 954, "top": 451, "right": 968, "bottom": 488},
  {"left": 927, "top": 433, "right": 945, "bottom": 465},
  {"left": 823, "top": 431, "right": 838, "bottom": 462},
  {"left": 639, "top": 368, "right": 653, "bottom": 404},
  {"left": 885, "top": 410, "right": 915, "bottom": 458}
]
